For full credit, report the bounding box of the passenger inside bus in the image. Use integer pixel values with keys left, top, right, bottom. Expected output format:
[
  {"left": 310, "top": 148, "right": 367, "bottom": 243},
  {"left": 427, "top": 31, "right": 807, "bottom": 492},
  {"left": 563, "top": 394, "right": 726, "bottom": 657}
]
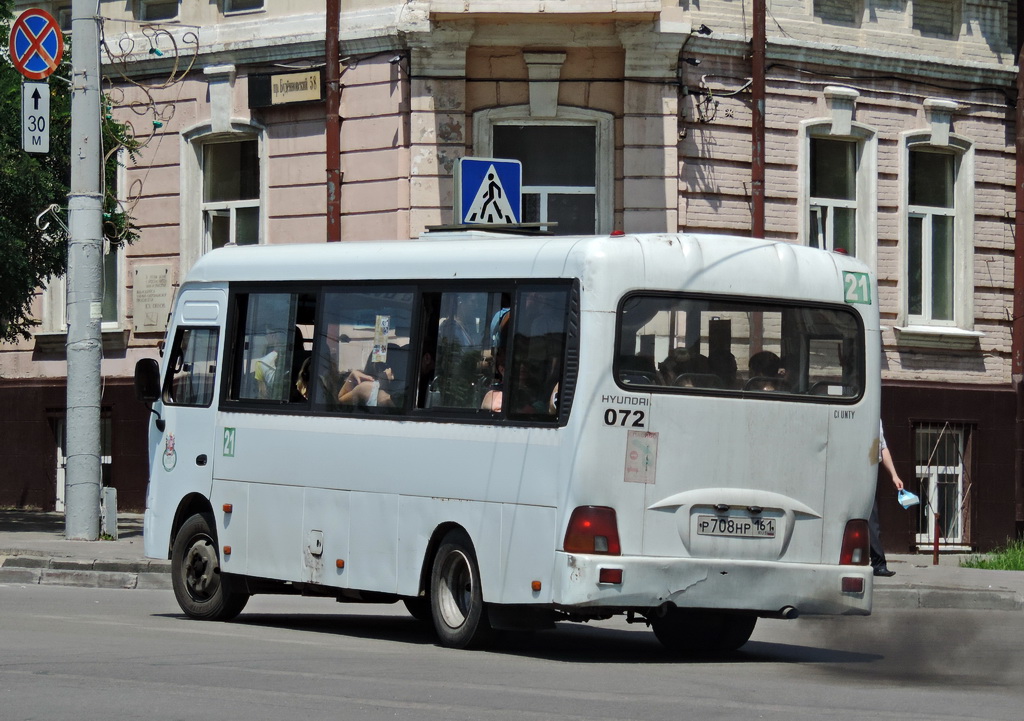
[
  {"left": 295, "top": 357, "right": 312, "bottom": 399},
  {"left": 253, "top": 328, "right": 288, "bottom": 399},
  {"left": 337, "top": 367, "right": 394, "bottom": 407},
  {"left": 480, "top": 308, "right": 510, "bottom": 412},
  {"left": 745, "top": 350, "right": 786, "bottom": 391}
]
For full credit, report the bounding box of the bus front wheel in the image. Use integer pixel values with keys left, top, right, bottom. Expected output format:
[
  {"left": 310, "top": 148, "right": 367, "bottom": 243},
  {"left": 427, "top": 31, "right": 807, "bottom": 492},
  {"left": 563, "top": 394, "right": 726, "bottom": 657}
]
[
  {"left": 171, "top": 513, "right": 249, "bottom": 622},
  {"left": 430, "top": 529, "right": 494, "bottom": 649},
  {"left": 650, "top": 609, "right": 756, "bottom": 656}
]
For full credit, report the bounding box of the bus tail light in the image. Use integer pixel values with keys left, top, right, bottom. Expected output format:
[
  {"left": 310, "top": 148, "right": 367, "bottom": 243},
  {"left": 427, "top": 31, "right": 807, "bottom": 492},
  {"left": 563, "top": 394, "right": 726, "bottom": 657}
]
[
  {"left": 839, "top": 519, "right": 870, "bottom": 565},
  {"left": 564, "top": 506, "right": 621, "bottom": 555}
]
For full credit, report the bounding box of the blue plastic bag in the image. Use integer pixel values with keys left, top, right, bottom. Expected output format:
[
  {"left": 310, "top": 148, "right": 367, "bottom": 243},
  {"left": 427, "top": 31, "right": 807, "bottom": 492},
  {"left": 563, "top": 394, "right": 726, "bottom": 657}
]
[{"left": 897, "top": 489, "right": 920, "bottom": 509}]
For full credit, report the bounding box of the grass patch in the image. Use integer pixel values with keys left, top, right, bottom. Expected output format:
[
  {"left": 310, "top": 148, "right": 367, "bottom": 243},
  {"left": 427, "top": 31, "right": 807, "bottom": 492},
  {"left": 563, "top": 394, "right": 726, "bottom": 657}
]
[{"left": 960, "top": 538, "right": 1024, "bottom": 571}]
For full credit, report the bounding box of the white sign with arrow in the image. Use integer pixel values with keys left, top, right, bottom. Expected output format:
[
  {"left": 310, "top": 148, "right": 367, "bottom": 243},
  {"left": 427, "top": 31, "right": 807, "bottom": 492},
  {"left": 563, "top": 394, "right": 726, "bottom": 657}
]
[{"left": 22, "top": 81, "right": 50, "bottom": 154}]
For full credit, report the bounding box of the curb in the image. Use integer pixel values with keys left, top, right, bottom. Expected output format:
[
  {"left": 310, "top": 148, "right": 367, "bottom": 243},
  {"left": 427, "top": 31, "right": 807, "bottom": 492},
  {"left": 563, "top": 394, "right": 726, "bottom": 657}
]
[
  {"left": 2, "top": 552, "right": 1022, "bottom": 612},
  {"left": 874, "top": 584, "right": 1024, "bottom": 612},
  {"left": 0, "top": 554, "right": 171, "bottom": 591}
]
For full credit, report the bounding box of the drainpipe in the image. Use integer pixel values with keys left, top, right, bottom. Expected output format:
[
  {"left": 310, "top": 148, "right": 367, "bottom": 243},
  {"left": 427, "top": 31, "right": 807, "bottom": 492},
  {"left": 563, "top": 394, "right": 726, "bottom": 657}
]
[
  {"left": 326, "top": 0, "right": 341, "bottom": 242},
  {"left": 751, "top": 0, "right": 766, "bottom": 239},
  {"left": 1015, "top": 14, "right": 1024, "bottom": 538}
]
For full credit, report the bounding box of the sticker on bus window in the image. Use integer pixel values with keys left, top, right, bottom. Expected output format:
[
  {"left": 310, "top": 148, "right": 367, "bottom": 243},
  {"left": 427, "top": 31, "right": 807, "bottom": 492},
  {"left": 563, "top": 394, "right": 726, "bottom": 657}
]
[
  {"left": 843, "top": 271, "right": 872, "bottom": 305},
  {"left": 372, "top": 315, "right": 391, "bottom": 362},
  {"left": 624, "top": 430, "right": 658, "bottom": 485}
]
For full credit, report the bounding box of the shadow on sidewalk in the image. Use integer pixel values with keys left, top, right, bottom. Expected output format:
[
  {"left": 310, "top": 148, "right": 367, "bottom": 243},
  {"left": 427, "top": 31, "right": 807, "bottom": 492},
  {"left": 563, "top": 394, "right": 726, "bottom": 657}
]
[{"left": 0, "top": 510, "right": 143, "bottom": 540}]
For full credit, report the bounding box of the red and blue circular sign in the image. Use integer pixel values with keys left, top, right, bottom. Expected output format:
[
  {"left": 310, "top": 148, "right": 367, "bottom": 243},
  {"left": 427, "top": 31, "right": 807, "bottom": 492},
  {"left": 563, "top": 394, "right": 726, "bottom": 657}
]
[{"left": 9, "top": 9, "right": 65, "bottom": 80}]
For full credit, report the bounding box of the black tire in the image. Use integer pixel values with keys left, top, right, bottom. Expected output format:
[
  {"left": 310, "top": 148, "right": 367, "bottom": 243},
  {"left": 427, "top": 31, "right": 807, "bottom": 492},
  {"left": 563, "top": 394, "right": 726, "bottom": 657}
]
[
  {"left": 650, "top": 609, "right": 756, "bottom": 656},
  {"left": 171, "top": 512, "right": 249, "bottom": 621},
  {"left": 403, "top": 597, "right": 432, "bottom": 623},
  {"left": 429, "top": 529, "right": 494, "bottom": 649}
]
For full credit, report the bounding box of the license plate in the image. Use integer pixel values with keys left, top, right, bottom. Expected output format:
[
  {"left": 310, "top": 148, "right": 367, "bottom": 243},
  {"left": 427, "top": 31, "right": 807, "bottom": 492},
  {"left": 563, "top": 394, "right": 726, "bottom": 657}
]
[{"left": 696, "top": 514, "right": 776, "bottom": 538}]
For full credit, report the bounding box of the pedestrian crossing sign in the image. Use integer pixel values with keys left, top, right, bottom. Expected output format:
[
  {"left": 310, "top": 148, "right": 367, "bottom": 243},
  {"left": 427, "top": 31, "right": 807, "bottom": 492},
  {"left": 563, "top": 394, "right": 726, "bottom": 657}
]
[{"left": 455, "top": 157, "right": 522, "bottom": 225}]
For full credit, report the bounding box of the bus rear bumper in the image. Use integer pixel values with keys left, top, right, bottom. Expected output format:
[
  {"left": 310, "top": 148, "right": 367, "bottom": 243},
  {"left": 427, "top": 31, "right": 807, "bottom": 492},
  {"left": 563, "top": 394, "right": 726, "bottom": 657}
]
[{"left": 551, "top": 552, "right": 873, "bottom": 617}]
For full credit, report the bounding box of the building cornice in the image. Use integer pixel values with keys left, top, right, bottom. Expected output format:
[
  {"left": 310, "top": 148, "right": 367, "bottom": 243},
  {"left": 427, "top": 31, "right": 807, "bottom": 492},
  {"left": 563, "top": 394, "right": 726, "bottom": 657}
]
[{"left": 685, "top": 34, "right": 1016, "bottom": 89}]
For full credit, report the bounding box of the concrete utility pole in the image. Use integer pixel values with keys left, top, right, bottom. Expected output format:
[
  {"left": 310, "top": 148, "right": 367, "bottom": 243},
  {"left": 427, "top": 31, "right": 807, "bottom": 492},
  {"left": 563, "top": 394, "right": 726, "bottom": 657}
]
[{"left": 64, "top": 0, "right": 104, "bottom": 540}]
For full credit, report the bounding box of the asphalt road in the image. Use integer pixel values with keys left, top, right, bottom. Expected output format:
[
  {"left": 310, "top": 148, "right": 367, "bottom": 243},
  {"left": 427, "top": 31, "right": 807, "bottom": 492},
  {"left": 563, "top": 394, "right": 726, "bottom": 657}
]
[{"left": 2, "top": 584, "right": 1021, "bottom": 721}]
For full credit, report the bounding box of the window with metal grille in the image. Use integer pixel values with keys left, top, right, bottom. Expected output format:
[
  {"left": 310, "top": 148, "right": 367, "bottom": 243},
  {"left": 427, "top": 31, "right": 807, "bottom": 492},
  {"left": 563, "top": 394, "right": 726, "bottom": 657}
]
[{"left": 913, "top": 422, "right": 971, "bottom": 549}]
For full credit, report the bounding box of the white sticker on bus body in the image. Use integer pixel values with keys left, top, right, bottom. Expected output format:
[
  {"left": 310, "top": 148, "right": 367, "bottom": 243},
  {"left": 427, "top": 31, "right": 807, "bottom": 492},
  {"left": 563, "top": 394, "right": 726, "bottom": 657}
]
[{"left": 624, "top": 430, "right": 658, "bottom": 484}]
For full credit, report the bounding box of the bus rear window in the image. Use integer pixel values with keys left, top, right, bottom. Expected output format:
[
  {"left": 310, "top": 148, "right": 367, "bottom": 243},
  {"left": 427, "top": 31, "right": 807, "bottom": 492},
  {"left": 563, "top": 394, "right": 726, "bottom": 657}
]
[{"left": 616, "top": 294, "right": 864, "bottom": 400}]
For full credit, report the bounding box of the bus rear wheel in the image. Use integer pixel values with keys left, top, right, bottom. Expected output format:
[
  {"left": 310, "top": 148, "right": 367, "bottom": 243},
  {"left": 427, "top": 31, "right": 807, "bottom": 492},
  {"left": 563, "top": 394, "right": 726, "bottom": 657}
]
[
  {"left": 430, "top": 529, "right": 494, "bottom": 649},
  {"left": 650, "top": 609, "right": 756, "bottom": 656},
  {"left": 171, "top": 513, "right": 249, "bottom": 621}
]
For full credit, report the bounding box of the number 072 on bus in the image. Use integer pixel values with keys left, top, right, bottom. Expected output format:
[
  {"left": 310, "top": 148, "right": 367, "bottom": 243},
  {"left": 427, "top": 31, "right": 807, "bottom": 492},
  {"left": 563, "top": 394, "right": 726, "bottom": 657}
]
[{"left": 134, "top": 231, "right": 881, "bottom": 655}]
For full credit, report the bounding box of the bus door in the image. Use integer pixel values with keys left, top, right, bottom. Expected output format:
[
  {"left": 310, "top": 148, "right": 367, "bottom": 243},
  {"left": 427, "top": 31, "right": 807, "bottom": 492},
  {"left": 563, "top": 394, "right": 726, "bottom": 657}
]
[{"left": 155, "top": 289, "right": 227, "bottom": 492}]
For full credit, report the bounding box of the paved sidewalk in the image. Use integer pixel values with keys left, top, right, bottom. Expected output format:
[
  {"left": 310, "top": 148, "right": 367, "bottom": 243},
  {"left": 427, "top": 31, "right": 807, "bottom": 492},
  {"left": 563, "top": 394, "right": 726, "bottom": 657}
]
[
  {"left": 0, "top": 510, "right": 170, "bottom": 590},
  {"left": 1, "top": 510, "right": 1022, "bottom": 611}
]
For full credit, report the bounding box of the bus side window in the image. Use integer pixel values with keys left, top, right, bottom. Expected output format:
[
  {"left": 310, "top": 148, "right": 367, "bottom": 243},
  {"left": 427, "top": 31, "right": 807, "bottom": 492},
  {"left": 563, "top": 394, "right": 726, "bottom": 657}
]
[
  {"left": 313, "top": 288, "right": 414, "bottom": 413},
  {"left": 164, "top": 327, "right": 219, "bottom": 407},
  {"left": 507, "top": 287, "right": 569, "bottom": 421},
  {"left": 425, "top": 291, "right": 504, "bottom": 410},
  {"left": 230, "top": 291, "right": 316, "bottom": 404}
]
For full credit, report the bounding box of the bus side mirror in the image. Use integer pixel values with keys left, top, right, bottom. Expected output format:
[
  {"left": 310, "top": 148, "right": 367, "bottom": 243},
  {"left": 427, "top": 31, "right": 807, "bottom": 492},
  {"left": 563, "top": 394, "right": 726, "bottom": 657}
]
[{"left": 134, "top": 358, "right": 166, "bottom": 432}]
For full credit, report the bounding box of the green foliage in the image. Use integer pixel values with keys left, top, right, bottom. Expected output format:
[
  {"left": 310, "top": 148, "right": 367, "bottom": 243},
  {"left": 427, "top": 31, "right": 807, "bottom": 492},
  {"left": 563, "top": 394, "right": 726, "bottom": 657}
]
[
  {"left": 0, "top": 3, "right": 139, "bottom": 343},
  {"left": 960, "top": 538, "right": 1024, "bottom": 571}
]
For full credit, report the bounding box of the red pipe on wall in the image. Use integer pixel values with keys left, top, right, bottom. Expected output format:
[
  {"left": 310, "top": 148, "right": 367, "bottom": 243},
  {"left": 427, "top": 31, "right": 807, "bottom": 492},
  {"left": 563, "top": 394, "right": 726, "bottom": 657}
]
[
  {"left": 326, "top": 0, "right": 341, "bottom": 242},
  {"left": 1014, "top": 8, "right": 1024, "bottom": 536},
  {"left": 751, "top": 0, "right": 766, "bottom": 239}
]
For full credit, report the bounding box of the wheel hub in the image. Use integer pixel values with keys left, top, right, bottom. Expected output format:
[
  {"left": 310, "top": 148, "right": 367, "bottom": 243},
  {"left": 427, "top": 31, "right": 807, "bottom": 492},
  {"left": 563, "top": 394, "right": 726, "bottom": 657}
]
[{"left": 183, "top": 539, "right": 219, "bottom": 599}]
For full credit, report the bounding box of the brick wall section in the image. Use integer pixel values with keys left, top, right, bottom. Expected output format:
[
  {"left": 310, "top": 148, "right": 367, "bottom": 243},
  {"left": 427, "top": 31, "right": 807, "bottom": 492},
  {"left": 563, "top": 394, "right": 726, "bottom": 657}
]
[
  {"left": 340, "top": 57, "right": 411, "bottom": 240},
  {"left": 0, "top": 380, "right": 149, "bottom": 511}
]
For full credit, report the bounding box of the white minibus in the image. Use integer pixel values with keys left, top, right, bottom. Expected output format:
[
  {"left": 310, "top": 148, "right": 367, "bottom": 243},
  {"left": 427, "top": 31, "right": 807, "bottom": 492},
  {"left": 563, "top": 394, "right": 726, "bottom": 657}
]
[{"left": 135, "top": 231, "right": 881, "bottom": 654}]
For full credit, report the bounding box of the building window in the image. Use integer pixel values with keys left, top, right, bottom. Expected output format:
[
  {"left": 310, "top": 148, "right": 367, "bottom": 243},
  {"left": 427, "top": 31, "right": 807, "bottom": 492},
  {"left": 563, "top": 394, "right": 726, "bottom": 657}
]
[
  {"left": 904, "top": 137, "right": 973, "bottom": 328},
  {"left": 55, "top": 5, "right": 72, "bottom": 31},
  {"left": 492, "top": 125, "right": 596, "bottom": 235},
  {"left": 55, "top": 416, "right": 111, "bottom": 512},
  {"left": 223, "top": 0, "right": 264, "bottom": 13},
  {"left": 912, "top": 0, "right": 958, "bottom": 38},
  {"left": 137, "top": 1, "right": 179, "bottom": 21},
  {"left": 809, "top": 137, "right": 858, "bottom": 256},
  {"left": 913, "top": 422, "right": 971, "bottom": 549},
  {"left": 812, "top": 0, "right": 861, "bottom": 26},
  {"left": 202, "top": 138, "right": 260, "bottom": 250},
  {"left": 801, "top": 122, "right": 876, "bottom": 269},
  {"left": 475, "top": 107, "right": 613, "bottom": 235},
  {"left": 41, "top": 143, "right": 128, "bottom": 334}
]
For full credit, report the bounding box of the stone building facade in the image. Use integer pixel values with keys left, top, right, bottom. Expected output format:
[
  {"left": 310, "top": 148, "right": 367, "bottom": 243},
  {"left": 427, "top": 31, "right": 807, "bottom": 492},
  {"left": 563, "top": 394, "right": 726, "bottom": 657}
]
[{"left": 1, "top": 0, "right": 1018, "bottom": 551}]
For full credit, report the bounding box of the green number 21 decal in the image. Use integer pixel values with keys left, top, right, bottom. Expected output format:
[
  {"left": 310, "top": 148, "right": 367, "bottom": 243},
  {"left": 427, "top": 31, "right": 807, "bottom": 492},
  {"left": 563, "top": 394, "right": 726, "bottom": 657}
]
[{"left": 843, "top": 271, "right": 872, "bottom": 305}]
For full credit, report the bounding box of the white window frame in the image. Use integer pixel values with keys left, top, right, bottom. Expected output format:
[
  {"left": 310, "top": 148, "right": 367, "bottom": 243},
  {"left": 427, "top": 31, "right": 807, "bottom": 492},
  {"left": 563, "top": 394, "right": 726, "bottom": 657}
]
[
  {"left": 899, "top": 133, "right": 974, "bottom": 331},
  {"left": 473, "top": 106, "right": 614, "bottom": 235},
  {"left": 799, "top": 120, "right": 877, "bottom": 272},
  {"left": 180, "top": 124, "right": 265, "bottom": 274}
]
